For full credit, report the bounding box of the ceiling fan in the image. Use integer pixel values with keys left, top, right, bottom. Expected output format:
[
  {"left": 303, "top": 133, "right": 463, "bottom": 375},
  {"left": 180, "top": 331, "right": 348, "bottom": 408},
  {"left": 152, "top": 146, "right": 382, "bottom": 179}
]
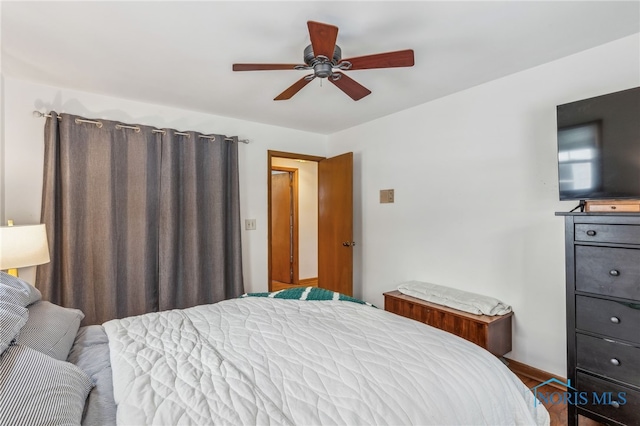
[{"left": 232, "top": 21, "right": 415, "bottom": 101}]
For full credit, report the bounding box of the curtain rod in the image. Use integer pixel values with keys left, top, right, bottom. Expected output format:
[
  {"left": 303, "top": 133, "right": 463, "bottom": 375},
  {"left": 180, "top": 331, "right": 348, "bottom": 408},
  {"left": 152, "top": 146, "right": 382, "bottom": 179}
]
[{"left": 33, "top": 111, "right": 250, "bottom": 144}]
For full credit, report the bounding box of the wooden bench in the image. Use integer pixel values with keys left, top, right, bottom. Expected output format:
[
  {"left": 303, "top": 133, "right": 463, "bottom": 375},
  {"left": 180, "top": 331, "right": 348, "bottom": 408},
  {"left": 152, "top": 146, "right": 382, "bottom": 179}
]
[{"left": 383, "top": 290, "right": 513, "bottom": 356}]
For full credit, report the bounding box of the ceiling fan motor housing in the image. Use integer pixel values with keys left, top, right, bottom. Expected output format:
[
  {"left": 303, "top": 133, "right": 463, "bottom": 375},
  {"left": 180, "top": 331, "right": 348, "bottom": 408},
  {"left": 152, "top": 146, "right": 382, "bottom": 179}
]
[{"left": 304, "top": 44, "right": 342, "bottom": 78}]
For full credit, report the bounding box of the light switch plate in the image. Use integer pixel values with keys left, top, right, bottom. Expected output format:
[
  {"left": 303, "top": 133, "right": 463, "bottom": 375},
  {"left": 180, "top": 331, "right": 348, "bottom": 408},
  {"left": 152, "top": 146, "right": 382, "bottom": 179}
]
[
  {"left": 245, "top": 219, "right": 256, "bottom": 230},
  {"left": 380, "top": 189, "right": 394, "bottom": 203}
]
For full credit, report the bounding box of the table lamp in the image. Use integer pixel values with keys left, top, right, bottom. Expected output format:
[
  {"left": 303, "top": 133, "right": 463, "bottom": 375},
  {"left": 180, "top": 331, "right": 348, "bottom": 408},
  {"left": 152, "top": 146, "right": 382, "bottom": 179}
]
[{"left": 0, "top": 223, "right": 51, "bottom": 277}]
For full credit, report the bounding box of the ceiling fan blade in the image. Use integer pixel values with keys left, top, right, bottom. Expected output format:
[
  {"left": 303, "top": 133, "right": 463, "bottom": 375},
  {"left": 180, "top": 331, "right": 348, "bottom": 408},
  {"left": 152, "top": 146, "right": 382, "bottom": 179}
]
[
  {"left": 329, "top": 72, "right": 371, "bottom": 101},
  {"left": 307, "top": 21, "right": 338, "bottom": 59},
  {"left": 341, "top": 49, "right": 415, "bottom": 70},
  {"left": 274, "top": 76, "right": 314, "bottom": 101},
  {"left": 233, "top": 64, "right": 302, "bottom": 71}
]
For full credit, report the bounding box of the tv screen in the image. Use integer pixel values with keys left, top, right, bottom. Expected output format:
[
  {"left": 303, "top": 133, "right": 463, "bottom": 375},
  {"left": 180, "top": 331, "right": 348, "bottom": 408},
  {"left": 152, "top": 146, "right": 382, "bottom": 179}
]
[{"left": 556, "top": 87, "right": 640, "bottom": 201}]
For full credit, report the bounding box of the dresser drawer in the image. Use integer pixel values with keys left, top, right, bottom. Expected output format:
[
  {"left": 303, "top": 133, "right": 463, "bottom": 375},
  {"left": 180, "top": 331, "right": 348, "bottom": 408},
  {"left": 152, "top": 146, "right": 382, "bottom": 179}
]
[
  {"left": 575, "top": 224, "right": 640, "bottom": 245},
  {"left": 576, "top": 296, "right": 640, "bottom": 344},
  {"left": 576, "top": 372, "right": 640, "bottom": 425},
  {"left": 577, "top": 334, "right": 640, "bottom": 386},
  {"left": 576, "top": 246, "right": 640, "bottom": 300}
]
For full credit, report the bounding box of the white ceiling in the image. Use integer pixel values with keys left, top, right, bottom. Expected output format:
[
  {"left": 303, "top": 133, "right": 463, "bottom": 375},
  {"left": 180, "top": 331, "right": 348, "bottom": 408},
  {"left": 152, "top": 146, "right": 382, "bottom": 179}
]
[{"left": 2, "top": 1, "right": 639, "bottom": 135}]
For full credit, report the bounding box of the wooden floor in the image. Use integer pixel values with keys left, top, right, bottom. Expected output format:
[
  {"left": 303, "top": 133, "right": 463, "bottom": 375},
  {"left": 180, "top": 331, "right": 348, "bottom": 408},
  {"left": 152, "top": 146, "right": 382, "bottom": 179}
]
[
  {"left": 514, "top": 373, "right": 603, "bottom": 426},
  {"left": 271, "top": 278, "right": 318, "bottom": 292}
]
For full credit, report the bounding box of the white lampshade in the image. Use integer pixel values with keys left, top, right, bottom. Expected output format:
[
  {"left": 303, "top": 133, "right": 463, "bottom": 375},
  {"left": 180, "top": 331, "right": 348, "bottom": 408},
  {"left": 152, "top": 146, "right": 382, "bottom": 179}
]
[{"left": 0, "top": 224, "right": 51, "bottom": 270}]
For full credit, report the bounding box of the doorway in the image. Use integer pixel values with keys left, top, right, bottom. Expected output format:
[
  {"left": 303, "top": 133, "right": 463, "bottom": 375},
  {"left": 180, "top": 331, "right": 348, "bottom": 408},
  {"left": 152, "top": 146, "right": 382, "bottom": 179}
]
[
  {"left": 269, "top": 153, "right": 320, "bottom": 292},
  {"left": 267, "top": 150, "right": 354, "bottom": 295}
]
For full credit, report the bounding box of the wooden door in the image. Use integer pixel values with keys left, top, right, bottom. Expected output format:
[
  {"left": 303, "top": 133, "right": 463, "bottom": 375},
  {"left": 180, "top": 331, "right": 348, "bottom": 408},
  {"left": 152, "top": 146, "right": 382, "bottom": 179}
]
[
  {"left": 318, "top": 152, "right": 353, "bottom": 296},
  {"left": 271, "top": 172, "right": 293, "bottom": 283}
]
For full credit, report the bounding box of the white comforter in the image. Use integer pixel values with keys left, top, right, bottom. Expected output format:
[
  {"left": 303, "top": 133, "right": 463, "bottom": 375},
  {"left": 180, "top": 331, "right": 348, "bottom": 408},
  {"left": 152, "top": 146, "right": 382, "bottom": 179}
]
[{"left": 104, "top": 297, "right": 549, "bottom": 425}]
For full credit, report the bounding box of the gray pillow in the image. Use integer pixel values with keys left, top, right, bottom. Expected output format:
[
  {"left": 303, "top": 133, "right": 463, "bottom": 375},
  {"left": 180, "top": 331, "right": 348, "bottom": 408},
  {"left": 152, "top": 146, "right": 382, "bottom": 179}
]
[
  {"left": 16, "top": 300, "right": 85, "bottom": 361},
  {"left": 0, "top": 271, "right": 42, "bottom": 307},
  {"left": 0, "top": 344, "right": 94, "bottom": 425},
  {"left": 67, "top": 325, "right": 117, "bottom": 426},
  {"left": 0, "top": 301, "right": 28, "bottom": 354}
]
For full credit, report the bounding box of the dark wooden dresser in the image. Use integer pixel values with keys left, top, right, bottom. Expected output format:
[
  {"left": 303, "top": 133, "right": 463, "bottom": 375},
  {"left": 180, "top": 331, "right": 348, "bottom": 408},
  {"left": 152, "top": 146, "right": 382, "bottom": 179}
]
[
  {"left": 557, "top": 212, "right": 640, "bottom": 425},
  {"left": 383, "top": 290, "right": 512, "bottom": 356}
]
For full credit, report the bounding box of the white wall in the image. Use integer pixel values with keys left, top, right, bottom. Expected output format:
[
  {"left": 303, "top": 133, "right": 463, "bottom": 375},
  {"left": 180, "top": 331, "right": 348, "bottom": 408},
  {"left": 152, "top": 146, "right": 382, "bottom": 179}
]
[
  {"left": 271, "top": 157, "right": 318, "bottom": 280},
  {"left": 0, "top": 75, "right": 5, "bottom": 226},
  {"left": 0, "top": 77, "right": 327, "bottom": 287},
  {"left": 0, "top": 7, "right": 4, "bottom": 225},
  {"left": 328, "top": 34, "right": 640, "bottom": 376}
]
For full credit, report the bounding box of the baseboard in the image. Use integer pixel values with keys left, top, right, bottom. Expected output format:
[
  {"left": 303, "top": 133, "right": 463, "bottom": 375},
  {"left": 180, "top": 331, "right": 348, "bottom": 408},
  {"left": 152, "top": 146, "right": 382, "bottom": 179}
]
[{"left": 504, "top": 357, "right": 567, "bottom": 391}]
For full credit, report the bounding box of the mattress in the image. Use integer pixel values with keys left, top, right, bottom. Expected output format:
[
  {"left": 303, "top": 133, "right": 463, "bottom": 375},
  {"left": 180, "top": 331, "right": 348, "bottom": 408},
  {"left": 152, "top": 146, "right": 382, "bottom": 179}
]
[{"left": 104, "top": 296, "right": 549, "bottom": 425}]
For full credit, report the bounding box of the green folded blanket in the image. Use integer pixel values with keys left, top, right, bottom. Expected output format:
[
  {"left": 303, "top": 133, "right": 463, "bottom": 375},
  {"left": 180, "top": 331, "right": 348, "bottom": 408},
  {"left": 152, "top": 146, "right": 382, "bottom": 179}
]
[{"left": 242, "top": 287, "right": 375, "bottom": 307}]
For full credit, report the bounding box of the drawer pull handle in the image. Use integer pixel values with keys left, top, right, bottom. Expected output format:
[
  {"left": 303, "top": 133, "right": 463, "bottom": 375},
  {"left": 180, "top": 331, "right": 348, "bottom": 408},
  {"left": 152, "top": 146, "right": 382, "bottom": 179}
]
[
  {"left": 611, "top": 401, "right": 621, "bottom": 409},
  {"left": 609, "top": 270, "right": 620, "bottom": 277},
  {"left": 610, "top": 358, "right": 620, "bottom": 366},
  {"left": 586, "top": 230, "right": 597, "bottom": 236},
  {"left": 610, "top": 316, "right": 621, "bottom": 324}
]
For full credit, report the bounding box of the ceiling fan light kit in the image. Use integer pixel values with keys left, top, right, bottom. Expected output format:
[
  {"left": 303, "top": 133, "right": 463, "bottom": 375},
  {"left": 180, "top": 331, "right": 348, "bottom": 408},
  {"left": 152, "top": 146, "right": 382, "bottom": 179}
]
[{"left": 232, "top": 21, "right": 414, "bottom": 101}]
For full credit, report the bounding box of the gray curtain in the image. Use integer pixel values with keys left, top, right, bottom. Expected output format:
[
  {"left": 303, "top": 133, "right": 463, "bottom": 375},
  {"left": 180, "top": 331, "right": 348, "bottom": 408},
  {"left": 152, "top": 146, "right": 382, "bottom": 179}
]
[
  {"left": 37, "top": 112, "right": 244, "bottom": 325},
  {"left": 159, "top": 132, "right": 243, "bottom": 311}
]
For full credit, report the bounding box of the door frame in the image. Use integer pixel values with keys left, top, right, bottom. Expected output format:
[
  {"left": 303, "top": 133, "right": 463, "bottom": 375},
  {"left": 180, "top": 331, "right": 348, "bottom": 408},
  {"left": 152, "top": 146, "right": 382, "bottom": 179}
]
[{"left": 267, "top": 150, "right": 325, "bottom": 292}]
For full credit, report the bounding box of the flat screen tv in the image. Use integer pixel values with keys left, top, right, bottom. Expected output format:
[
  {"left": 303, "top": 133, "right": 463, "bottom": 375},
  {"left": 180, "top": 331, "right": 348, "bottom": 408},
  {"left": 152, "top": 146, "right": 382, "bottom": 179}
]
[{"left": 556, "top": 86, "right": 640, "bottom": 201}]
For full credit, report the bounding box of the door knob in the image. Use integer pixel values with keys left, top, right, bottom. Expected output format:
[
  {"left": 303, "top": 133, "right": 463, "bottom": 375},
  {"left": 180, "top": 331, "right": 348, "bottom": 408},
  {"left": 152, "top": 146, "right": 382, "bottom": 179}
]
[{"left": 342, "top": 241, "right": 351, "bottom": 247}]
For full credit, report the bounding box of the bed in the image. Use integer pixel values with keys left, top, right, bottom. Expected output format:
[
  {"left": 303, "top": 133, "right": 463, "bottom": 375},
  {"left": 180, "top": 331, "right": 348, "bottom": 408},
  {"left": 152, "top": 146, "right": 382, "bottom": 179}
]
[{"left": 1, "top": 273, "right": 549, "bottom": 425}]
